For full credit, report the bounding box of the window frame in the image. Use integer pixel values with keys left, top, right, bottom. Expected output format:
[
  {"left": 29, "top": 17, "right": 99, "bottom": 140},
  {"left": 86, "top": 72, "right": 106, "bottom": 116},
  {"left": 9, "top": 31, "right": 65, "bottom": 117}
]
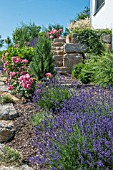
[{"left": 94, "top": 0, "right": 105, "bottom": 15}]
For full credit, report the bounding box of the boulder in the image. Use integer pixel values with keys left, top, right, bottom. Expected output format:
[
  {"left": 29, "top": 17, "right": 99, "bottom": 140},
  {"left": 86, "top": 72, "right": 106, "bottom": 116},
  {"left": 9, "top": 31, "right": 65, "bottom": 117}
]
[
  {"left": 1, "top": 93, "right": 20, "bottom": 103},
  {"left": 53, "top": 50, "right": 64, "bottom": 55},
  {"left": 0, "top": 103, "right": 18, "bottom": 120},
  {"left": 0, "top": 165, "right": 34, "bottom": 170},
  {"left": 0, "top": 120, "right": 15, "bottom": 143},
  {"left": 64, "top": 43, "right": 87, "bottom": 53},
  {"left": 63, "top": 53, "right": 83, "bottom": 73},
  {"left": 102, "top": 34, "right": 111, "bottom": 43}
]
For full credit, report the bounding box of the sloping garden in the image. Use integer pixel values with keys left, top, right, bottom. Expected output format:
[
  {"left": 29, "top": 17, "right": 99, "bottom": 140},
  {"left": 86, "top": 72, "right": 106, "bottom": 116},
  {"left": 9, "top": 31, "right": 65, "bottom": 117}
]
[{"left": 0, "top": 19, "right": 113, "bottom": 170}]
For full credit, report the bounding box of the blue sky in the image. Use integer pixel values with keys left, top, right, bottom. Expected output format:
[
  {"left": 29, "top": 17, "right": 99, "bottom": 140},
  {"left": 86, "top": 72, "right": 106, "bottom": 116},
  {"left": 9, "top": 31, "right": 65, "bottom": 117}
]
[{"left": 0, "top": 0, "right": 89, "bottom": 39}]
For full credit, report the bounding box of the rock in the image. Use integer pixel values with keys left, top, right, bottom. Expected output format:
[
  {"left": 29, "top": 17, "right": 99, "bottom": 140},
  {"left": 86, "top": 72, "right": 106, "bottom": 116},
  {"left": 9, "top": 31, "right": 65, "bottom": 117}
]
[
  {"left": 0, "top": 143, "right": 5, "bottom": 154},
  {"left": 53, "top": 55, "right": 63, "bottom": 67},
  {"left": 102, "top": 34, "right": 111, "bottom": 43},
  {"left": 0, "top": 85, "right": 8, "bottom": 92},
  {"left": 105, "top": 43, "right": 112, "bottom": 50},
  {"left": 63, "top": 53, "right": 83, "bottom": 73},
  {"left": 53, "top": 38, "right": 66, "bottom": 43},
  {"left": 64, "top": 43, "right": 87, "bottom": 53},
  {"left": 0, "top": 120, "right": 15, "bottom": 143},
  {"left": 66, "top": 35, "right": 72, "bottom": 43},
  {"left": 53, "top": 50, "right": 64, "bottom": 55},
  {"left": 0, "top": 77, "right": 7, "bottom": 82},
  {"left": 52, "top": 42, "right": 64, "bottom": 47},
  {"left": 55, "top": 66, "right": 68, "bottom": 74},
  {"left": 0, "top": 82, "right": 5, "bottom": 85},
  {"left": 1, "top": 93, "right": 20, "bottom": 103},
  {"left": 0, "top": 104, "right": 18, "bottom": 120}
]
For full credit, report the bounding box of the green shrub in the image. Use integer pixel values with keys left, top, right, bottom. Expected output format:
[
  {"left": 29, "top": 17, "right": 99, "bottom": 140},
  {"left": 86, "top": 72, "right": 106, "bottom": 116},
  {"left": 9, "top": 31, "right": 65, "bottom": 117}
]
[
  {"left": 30, "top": 35, "right": 55, "bottom": 81},
  {"left": 0, "top": 95, "right": 14, "bottom": 104},
  {"left": 12, "top": 22, "right": 41, "bottom": 47},
  {"left": 95, "top": 52, "right": 113, "bottom": 87},
  {"left": 0, "top": 146, "right": 22, "bottom": 166},
  {"left": 72, "top": 29, "right": 105, "bottom": 55},
  {"left": 34, "top": 83, "right": 73, "bottom": 112},
  {"left": 72, "top": 63, "right": 84, "bottom": 79}
]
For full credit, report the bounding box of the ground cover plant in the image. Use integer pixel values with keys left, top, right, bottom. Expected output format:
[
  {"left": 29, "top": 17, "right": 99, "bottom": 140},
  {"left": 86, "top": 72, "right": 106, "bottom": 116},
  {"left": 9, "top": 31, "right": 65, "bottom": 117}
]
[{"left": 30, "top": 85, "right": 113, "bottom": 170}]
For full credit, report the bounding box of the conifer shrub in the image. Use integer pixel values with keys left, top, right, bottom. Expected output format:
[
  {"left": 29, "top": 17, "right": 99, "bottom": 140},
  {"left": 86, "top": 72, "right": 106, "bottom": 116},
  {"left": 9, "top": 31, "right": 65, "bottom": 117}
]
[{"left": 30, "top": 35, "right": 55, "bottom": 81}]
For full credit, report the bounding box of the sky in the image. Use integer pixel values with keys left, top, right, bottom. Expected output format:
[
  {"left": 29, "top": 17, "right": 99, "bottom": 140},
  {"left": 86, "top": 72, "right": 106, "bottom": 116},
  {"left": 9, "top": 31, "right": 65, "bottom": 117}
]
[{"left": 0, "top": 0, "right": 90, "bottom": 40}]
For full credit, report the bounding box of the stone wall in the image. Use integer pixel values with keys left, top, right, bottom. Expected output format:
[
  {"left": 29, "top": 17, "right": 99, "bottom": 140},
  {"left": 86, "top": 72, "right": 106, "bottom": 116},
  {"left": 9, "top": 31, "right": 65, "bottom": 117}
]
[
  {"left": 52, "top": 36, "right": 85, "bottom": 74},
  {"left": 52, "top": 33, "right": 112, "bottom": 74}
]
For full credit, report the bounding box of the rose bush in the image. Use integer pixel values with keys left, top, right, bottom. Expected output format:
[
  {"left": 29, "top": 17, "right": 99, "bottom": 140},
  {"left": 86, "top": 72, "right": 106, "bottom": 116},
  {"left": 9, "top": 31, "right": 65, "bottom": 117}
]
[
  {"left": 47, "top": 29, "right": 62, "bottom": 40},
  {"left": 1, "top": 46, "right": 35, "bottom": 98}
]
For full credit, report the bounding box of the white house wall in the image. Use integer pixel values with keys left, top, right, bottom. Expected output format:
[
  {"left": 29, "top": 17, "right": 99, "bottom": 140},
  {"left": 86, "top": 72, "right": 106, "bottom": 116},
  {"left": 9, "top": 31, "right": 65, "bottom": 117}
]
[{"left": 91, "top": 0, "right": 113, "bottom": 29}]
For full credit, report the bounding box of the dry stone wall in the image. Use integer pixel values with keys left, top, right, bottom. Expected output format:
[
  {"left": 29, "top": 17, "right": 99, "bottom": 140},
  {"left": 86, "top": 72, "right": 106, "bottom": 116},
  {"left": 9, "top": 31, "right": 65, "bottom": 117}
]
[{"left": 52, "top": 36, "right": 85, "bottom": 74}]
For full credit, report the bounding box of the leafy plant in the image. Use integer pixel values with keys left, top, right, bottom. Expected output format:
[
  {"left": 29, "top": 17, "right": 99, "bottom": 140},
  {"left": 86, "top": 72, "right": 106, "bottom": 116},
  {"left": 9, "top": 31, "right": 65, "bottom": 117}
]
[
  {"left": 95, "top": 52, "right": 113, "bottom": 87},
  {"left": 0, "top": 146, "right": 22, "bottom": 166},
  {"left": 12, "top": 22, "right": 41, "bottom": 47},
  {"left": 72, "top": 63, "right": 84, "bottom": 79},
  {"left": 76, "top": 6, "right": 90, "bottom": 21},
  {"left": 30, "top": 35, "right": 55, "bottom": 81},
  {"left": 0, "top": 95, "right": 14, "bottom": 104},
  {"left": 33, "top": 81, "right": 73, "bottom": 113},
  {"left": 72, "top": 29, "right": 105, "bottom": 55}
]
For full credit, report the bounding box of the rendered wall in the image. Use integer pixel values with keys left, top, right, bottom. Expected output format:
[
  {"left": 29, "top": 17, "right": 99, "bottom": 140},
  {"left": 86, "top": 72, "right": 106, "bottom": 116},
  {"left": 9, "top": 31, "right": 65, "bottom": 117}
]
[{"left": 90, "top": 0, "right": 113, "bottom": 29}]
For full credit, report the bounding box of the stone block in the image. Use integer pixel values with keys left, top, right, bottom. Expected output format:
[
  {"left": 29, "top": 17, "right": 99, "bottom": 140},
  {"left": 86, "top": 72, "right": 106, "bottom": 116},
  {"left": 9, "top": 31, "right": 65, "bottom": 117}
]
[
  {"left": 63, "top": 53, "right": 83, "bottom": 73},
  {"left": 52, "top": 42, "right": 64, "bottom": 47},
  {"left": 53, "top": 50, "right": 64, "bottom": 55},
  {"left": 102, "top": 34, "right": 112, "bottom": 43},
  {"left": 53, "top": 38, "right": 66, "bottom": 43},
  {"left": 0, "top": 103, "right": 19, "bottom": 120},
  {"left": 64, "top": 43, "right": 87, "bottom": 53},
  {"left": 66, "top": 35, "right": 72, "bottom": 43},
  {"left": 53, "top": 55, "right": 63, "bottom": 67},
  {"left": 55, "top": 66, "right": 68, "bottom": 74},
  {"left": 0, "top": 120, "right": 15, "bottom": 143}
]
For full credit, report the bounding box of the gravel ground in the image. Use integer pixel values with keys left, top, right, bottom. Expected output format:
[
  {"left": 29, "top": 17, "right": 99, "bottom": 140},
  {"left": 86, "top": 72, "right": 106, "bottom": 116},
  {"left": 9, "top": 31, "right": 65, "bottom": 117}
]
[{"left": 6, "top": 101, "right": 38, "bottom": 168}]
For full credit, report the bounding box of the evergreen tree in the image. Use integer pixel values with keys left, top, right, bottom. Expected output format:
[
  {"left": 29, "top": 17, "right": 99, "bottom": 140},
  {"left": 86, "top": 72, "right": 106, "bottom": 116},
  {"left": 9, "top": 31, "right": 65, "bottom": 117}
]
[{"left": 30, "top": 35, "right": 55, "bottom": 80}]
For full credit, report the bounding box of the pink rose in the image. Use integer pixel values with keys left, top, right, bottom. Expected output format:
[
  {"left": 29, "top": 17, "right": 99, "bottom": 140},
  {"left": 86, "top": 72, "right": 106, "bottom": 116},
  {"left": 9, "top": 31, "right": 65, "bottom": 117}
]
[
  {"left": 1, "top": 55, "right": 5, "bottom": 63},
  {"left": 21, "top": 59, "right": 28, "bottom": 63},
  {"left": 8, "top": 85, "right": 13, "bottom": 90},
  {"left": 45, "top": 72, "right": 53, "bottom": 78}
]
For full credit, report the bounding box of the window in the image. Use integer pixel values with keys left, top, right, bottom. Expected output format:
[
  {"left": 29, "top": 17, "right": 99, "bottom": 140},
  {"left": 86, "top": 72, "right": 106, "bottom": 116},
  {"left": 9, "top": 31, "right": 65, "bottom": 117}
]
[{"left": 95, "top": 0, "right": 105, "bottom": 14}]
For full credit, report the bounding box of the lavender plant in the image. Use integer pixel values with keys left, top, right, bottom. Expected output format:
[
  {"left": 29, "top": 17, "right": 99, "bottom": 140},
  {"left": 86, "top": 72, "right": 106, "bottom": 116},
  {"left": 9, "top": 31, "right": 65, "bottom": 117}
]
[
  {"left": 33, "top": 78, "right": 73, "bottom": 113},
  {"left": 30, "top": 86, "right": 113, "bottom": 170}
]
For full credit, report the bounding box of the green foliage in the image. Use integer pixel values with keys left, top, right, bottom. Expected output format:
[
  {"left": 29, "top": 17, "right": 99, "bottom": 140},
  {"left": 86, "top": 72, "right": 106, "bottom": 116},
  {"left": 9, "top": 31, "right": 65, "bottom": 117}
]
[
  {"left": 95, "top": 52, "right": 113, "bottom": 87},
  {"left": 76, "top": 6, "right": 90, "bottom": 21},
  {"left": 4, "top": 46, "right": 34, "bottom": 67},
  {"left": 72, "top": 63, "right": 84, "bottom": 79},
  {"left": 0, "top": 35, "right": 4, "bottom": 49},
  {"left": 30, "top": 35, "right": 55, "bottom": 80},
  {"left": 73, "top": 29, "right": 105, "bottom": 55},
  {"left": 0, "top": 95, "right": 14, "bottom": 104},
  {"left": 47, "top": 24, "right": 63, "bottom": 32},
  {"left": 71, "top": 55, "right": 100, "bottom": 84},
  {"left": 12, "top": 22, "right": 41, "bottom": 47},
  {"left": 0, "top": 146, "right": 22, "bottom": 166},
  {"left": 5, "top": 36, "right": 13, "bottom": 48},
  {"left": 37, "top": 85, "right": 72, "bottom": 112}
]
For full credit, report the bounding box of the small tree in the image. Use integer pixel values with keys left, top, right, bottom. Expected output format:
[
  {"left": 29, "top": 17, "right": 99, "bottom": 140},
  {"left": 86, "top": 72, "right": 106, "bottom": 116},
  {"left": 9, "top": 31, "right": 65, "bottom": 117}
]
[
  {"left": 0, "top": 35, "right": 4, "bottom": 50},
  {"left": 12, "top": 22, "right": 41, "bottom": 47},
  {"left": 76, "top": 6, "right": 90, "bottom": 21},
  {"left": 30, "top": 35, "right": 55, "bottom": 80}
]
